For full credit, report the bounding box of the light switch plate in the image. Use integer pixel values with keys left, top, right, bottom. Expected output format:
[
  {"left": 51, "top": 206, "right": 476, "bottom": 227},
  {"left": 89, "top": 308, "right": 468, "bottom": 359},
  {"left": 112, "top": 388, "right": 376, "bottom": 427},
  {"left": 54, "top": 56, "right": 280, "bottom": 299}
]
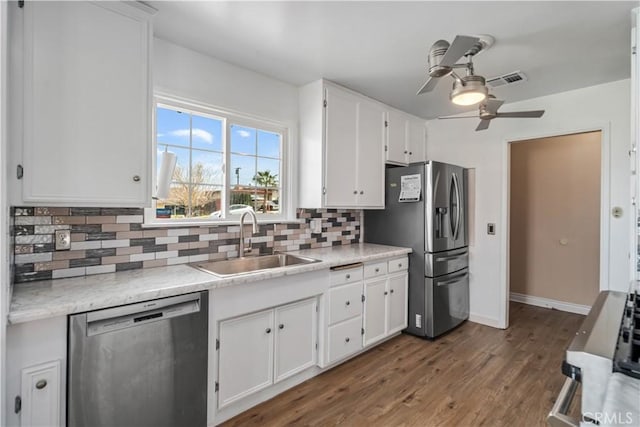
[
  {"left": 55, "top": 230, "right": 71, "bottom": 250},
  {"left": 310, "top": 219, "right": 322, "bottom": 234},
  {"left": 487, "top": 223, "right": 496, "bottom": 235}
]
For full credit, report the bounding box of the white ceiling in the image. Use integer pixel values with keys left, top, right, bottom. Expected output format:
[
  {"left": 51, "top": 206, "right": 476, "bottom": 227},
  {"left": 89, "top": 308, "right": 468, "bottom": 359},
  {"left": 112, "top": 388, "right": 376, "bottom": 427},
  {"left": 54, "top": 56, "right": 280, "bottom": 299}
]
[{"left": 148, "top": 1, "right": 636, "bottom": 119}]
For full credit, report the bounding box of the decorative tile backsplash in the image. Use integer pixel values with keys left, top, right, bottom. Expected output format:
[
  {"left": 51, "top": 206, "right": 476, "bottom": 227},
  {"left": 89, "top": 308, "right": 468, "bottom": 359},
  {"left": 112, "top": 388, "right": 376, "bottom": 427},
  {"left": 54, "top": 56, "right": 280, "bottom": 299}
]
[{"left": 12, "top": 207, "right": 360, "bottom": 283}]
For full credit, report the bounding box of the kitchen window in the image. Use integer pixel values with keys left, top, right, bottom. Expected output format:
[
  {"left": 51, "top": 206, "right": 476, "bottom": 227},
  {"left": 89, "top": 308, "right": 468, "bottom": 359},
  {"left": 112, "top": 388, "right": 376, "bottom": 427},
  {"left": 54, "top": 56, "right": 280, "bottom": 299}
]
[{"left": 151, "top": 97, "right": 288, "bottom": 223}]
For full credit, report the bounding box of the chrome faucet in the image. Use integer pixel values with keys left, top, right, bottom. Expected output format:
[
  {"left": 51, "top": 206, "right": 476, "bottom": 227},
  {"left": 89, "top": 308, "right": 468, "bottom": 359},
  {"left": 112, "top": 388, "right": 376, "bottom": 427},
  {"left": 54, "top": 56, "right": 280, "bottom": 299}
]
[{"left": 238, "top": 210, "right": 259, "bottom": 257}]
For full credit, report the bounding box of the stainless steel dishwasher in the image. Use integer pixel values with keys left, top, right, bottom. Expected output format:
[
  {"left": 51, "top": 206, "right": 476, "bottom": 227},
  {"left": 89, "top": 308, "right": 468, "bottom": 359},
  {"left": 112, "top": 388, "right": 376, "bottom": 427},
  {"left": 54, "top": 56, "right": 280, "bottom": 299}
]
[{"left": 68, "top": 291, "right": 208, "bottom": 427}]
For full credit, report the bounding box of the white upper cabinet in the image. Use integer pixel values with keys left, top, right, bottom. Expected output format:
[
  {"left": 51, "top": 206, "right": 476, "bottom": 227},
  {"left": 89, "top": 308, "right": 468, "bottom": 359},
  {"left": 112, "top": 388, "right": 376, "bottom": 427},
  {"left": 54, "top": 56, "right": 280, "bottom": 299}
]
[
  {"left": 19, "top": 1, "right": 153, "bottom": 206},
  {"left": 299, "top": 80, "right": 385, "bottom": 209},
  {"left": 385, "top": 108, "right": 427, "bottom": 166}
]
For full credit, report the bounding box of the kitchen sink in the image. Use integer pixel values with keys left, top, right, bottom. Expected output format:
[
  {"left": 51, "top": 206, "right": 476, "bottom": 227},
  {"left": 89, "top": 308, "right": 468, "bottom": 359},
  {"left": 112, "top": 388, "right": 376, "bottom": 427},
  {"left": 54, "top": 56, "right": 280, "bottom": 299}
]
[{"left": 190, "top": 253, "right": 321, "bottom": 277}]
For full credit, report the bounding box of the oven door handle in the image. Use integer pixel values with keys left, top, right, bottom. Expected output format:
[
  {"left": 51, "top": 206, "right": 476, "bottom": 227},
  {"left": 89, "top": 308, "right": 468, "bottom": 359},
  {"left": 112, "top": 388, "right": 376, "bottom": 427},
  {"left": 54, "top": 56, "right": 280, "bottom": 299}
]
[{"left": 547, "top": 378, "right": 580, "bottom": 427}]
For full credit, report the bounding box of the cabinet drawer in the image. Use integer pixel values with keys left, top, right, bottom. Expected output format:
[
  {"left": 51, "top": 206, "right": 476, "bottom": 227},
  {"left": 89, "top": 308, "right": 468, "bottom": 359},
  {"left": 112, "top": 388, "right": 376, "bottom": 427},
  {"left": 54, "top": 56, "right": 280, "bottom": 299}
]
[
  {"left": 327, "top": 317, "right": 363, "bottom": 364},
  {"left": 364, "top": 262, "right": 387, "bottom": 279},
  {"left": 388, "top": 257, "right": 408, "bottom": 273},
  {"left": 330, "top": 266, "right": 363, "bottom": 287},
  {"left": 328, "top": 282, "right": 362, "bottom": 325}
]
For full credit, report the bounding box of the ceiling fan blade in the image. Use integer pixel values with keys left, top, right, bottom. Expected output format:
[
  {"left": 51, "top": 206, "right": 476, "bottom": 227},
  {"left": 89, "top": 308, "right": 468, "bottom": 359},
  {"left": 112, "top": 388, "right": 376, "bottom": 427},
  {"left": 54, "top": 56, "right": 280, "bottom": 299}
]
[
  {"left": 439, "top": 35, "right": 480, "bottom": 67},
  {"left": 485, "top": 98, "right": 504, "bottom": 115},
  {"left": 438, "top": 115, "right": 480, "bottom": 120},
  {"left": 495, "top": 110, "right": 545, "bottom": 118},
  {"left": 476, "top": 120, "right": 491, "bottom": 131},
  {"left": 417, "top": 77, "right": 439, "bottom": 95}
]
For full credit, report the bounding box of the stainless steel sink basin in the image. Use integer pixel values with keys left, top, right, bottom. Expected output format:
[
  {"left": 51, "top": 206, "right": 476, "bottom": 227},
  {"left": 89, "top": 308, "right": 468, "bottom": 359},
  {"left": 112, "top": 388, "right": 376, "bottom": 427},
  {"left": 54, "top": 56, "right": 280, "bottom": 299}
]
[{"left": 191, "top": 253, "right": 320, "bottom": 277}]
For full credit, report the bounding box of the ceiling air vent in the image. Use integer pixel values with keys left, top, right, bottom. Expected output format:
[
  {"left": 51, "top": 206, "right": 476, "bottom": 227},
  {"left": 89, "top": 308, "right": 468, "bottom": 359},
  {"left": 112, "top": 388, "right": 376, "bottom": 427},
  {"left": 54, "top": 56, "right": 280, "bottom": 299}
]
[{"left": 486, "top": 71, "right": 528, "bottom": 88}]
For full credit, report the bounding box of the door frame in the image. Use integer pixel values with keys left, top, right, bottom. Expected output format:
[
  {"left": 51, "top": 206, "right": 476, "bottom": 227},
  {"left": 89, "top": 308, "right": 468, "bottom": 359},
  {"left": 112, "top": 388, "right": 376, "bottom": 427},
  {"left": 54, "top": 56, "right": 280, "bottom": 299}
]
[{"left": 500, "top": 123, "right": 610, "bottom": 328}]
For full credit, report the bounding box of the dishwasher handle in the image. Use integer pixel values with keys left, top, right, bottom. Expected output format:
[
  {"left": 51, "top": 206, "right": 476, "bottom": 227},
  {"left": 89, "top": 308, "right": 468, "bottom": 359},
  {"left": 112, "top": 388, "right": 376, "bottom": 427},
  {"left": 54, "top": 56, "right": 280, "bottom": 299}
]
[{"left": 85, "top": 292, "right": 203, "bottom": 336}]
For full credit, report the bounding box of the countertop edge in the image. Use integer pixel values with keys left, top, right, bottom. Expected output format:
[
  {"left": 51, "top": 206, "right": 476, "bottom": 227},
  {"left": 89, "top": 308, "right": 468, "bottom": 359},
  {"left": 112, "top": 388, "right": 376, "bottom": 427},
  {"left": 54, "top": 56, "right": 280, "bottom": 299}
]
[{"left": 8, "top": 244, "right": 412, "bottom": 324}]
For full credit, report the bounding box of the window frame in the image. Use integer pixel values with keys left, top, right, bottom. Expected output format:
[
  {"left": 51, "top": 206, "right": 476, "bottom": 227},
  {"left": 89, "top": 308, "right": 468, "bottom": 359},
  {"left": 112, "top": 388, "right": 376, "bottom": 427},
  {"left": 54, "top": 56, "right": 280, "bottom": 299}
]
[{"left": 145, "top": 94, "right": 296, "bottom": 226}]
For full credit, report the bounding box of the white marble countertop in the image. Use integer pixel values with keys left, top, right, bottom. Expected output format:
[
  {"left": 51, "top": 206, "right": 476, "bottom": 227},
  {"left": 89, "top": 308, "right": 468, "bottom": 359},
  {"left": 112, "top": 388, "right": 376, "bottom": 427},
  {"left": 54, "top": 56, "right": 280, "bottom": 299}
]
[{"left": 8, "top": 243, "right": 411, "bottom": 324}]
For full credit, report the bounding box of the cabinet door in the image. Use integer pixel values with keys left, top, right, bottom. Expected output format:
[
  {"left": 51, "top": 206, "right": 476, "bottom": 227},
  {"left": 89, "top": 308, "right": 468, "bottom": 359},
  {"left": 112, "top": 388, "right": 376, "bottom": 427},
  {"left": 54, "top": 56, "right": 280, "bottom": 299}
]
[
  {"left": 356, "top": 100, "right": 385, "bottom": 208},
  {"left": 387, "top": 273, "right": 409, "bottom": 335},
  {"left": 363, "top": 278, "right": 387, "bottom": 347},
  {"left": 274, "top": 299, "right": 318, "bottom": 383},
  {"left": 23, "top": 2, "right": 150, "bottom": 206},
  {"left": 324, "top": 86, "right": 358, "bottom": 207},
  {"left": 406, "top": 117, "right": 426, "bottom": 163},
  {"left": 20, "top": 361, "right": 61, "bottom": 427},
  {"left": 327, "top": 316, "right": 363, "bottom": 364},
  {"left": 218, "top": 310, "right": 274, "bottom": 408},
  {"left": 386, "top": 110, "right": 408, "bottom": 165}
]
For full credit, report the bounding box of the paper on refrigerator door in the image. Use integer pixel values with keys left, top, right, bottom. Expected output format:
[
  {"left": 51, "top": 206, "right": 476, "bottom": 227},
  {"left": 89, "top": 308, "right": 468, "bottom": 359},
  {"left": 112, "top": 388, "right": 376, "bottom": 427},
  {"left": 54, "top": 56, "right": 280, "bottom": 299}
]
[{"left": 399, "top": 174, "right": 421, "bottom": 202}]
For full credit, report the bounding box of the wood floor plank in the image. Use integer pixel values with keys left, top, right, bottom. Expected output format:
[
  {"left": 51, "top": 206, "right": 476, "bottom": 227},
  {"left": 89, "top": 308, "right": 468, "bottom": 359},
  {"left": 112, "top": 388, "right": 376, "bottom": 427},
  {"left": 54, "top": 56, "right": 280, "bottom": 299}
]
[{"left": 222, "top": 302, "right": 585, "bottom": 426}]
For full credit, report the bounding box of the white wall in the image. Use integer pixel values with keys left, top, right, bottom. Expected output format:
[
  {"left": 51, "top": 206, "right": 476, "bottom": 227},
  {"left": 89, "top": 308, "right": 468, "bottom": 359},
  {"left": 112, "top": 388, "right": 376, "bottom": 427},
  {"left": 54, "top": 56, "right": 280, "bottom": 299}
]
[
  {"left": 426, "top": 79, "right": 631, "bottom": 328},
  {"left": 153, "top": 37, "right": 298, "bottom": 127}
]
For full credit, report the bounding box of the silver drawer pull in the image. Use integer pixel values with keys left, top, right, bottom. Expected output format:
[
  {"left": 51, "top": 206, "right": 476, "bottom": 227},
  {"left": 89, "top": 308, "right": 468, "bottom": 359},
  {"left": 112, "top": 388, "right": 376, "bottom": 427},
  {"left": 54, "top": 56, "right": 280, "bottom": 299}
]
[
  {"left": 345, "top": 337, "right": 350, "bottom": 343},
  {"left": 35, "top": 380, "right": 47, "bottom": 390},
  {"left": 547, "top": 378, "right": 579, "bottom": 427},
  {"left": 437, "top": 272, "right": 469, "bottom": 287},
  {"left": 345, "top": 301, "right": 350, "bottom": 306},
  {"left": 346, "top": 274, "right": 351, "bottom": 279},
  {"left": 375, "top": 268, "right": 379, "bottom": 273}
]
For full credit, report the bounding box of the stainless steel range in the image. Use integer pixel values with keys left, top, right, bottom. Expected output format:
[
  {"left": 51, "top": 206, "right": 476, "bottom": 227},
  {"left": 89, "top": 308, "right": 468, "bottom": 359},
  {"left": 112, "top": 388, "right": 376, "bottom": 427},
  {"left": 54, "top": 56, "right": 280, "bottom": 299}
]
[{"left": 548, "top": 289, "right": 640, "bottom": 426}]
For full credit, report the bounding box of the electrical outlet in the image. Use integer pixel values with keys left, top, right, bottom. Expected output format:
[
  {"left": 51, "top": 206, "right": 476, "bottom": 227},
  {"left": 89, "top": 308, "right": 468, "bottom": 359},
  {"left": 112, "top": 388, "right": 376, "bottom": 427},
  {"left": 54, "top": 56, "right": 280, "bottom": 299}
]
[
  {"left": 310, "top": 219, "right": 322, "bottom": 234},
  {"left": 55, "top": 230, "right": 71, "bottom": 250},
  {"left": 487, "top": 223, "right": 496, "bottom": 235}
]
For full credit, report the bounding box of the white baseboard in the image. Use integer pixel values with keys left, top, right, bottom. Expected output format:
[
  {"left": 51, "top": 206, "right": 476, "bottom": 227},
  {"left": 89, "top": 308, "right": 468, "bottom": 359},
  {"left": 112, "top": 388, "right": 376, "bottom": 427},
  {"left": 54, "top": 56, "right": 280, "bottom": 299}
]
[
  {"left": 468, "top": 313, "right": 504, "bottom": 329},
  {"left": 510, "top": 292, "right": 591, "bottom": 315}
]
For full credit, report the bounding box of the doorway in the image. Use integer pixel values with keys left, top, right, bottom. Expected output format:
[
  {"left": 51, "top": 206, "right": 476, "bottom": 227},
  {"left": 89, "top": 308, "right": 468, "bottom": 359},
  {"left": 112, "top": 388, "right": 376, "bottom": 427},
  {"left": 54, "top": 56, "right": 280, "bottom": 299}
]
[{"left": 509, "top": 131, "right": 601, "bottom": 313}]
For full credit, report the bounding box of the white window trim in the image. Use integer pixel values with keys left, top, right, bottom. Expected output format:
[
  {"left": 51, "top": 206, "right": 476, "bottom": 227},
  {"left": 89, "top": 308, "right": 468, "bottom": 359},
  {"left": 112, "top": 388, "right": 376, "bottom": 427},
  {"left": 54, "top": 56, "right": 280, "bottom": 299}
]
[{"left": 144, "top": 93, "right": 298, "bottom": 227}]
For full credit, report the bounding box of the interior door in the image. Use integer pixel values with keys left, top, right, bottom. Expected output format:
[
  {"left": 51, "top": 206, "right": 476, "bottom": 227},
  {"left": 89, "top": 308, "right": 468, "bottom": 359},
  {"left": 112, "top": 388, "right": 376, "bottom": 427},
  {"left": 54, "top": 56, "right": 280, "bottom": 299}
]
[
  {"left": 324, "top": 86, "right": 358, "bottom": 207},
  {"left": 363, "top": 278, "right": 387, "bottom": 346},
  {"left": 218, "top": 310, "right": 274, "bottom": 408},
  {"left": 274, "top": 299, "right": 317, "bottom": 383},
  {"left": 356, "top": 100, "right": 386, "bottom": 208}
]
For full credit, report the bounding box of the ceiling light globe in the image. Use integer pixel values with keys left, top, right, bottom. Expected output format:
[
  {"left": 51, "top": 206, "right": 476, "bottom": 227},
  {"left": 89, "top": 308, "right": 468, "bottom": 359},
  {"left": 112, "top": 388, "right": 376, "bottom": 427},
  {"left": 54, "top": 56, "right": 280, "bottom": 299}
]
[{"left": 450, "top": 76, "right": 488, "bottom": 106}]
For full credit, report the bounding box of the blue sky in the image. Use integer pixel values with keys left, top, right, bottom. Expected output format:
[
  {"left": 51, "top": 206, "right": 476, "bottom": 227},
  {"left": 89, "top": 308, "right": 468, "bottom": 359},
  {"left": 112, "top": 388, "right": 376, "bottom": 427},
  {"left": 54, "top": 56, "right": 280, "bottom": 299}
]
[{"left": 156, "top": 106, "right": 281, "bottom": 186}]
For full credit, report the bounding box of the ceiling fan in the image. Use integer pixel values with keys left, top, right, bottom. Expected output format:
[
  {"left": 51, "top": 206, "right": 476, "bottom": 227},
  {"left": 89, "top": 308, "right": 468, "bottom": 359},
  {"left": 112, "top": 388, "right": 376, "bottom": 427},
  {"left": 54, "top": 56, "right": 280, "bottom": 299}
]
[
  {"left": 416, "top": 35, "right": 494, "bottom": 106},
  {"left": 438, "top": 96, "right": 545, "bottom": 131}
]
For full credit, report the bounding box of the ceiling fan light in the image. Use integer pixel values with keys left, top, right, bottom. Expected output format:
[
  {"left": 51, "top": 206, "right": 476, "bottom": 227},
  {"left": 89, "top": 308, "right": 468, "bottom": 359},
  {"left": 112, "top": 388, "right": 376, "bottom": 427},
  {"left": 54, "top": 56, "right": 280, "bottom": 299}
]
[{"left": 450, "top": 76, "right": 488, "bottom": 106}]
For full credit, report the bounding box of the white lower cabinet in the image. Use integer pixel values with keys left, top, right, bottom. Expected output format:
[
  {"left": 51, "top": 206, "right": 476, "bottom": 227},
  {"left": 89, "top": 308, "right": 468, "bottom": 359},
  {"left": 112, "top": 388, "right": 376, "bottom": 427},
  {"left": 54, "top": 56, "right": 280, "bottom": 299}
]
[
  {"left": 387, "top": 273, "right": 409, "bottom": 335},
  {"left": 217, "top": 310, "right": 275, "bottom": 409},
  {"left": 274, "top": 299, "right": 318, "bottom": 382},
  {"left": 363, "top": 258, "right": 409, "bottom": 347},
  {"left": 19, "top": 361, "right": 61, "bottom": 427},
  {"left": 327, "top": 316, "right": 363, "bottom": 363},
  {"left": 217, "top": 297, "right": 318, "bottom": 409},
  {"left": 363, "top": 277, "right": 387, "bottom": 346}
]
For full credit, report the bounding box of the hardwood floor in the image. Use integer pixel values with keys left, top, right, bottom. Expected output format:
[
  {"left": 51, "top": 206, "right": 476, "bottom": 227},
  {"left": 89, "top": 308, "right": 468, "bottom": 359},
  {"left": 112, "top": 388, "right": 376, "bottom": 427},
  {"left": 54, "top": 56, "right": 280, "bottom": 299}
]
[{"left": 222, "top": 302, "right": 584, "bottom": 426}]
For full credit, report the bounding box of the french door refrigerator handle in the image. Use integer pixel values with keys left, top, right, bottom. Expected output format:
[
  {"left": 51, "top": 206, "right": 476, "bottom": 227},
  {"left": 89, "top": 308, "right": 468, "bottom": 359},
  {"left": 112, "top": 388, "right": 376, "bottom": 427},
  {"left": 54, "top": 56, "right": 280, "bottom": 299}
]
[{"left": 452, "top": 172, "right": 461, "bottom": 241}]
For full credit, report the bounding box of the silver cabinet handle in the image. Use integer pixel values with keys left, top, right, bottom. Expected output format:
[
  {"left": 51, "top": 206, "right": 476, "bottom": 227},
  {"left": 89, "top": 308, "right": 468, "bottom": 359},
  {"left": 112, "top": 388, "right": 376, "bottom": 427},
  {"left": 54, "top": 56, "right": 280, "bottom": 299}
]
[
  {"left": 390, "top": 289, "right": 394, "bottom": 294},
  {"left": 360, "top": 191, "right": 364, "bottom": 195},
  {"left": 404, "top": 150, "right": 408, "bottom": 154},
  {"left": 353, "top": 190, "right": 357, "bottom": 194},
  {"left": 547, "top": 378, "right": 579, "bottom": 427},
  {"left": 345, "top": 301, "right": 350, "bottom": 306},
  {"left": 375, "top": 268, "right": 379, "bottom": 273},
  {"left": 345, "top": 337, "right": 350, "bottom": 343},
  {"left": 346, "top": 274, "right": 351, "bottom": 279},
  {"left": 279, "top": 324, "right": 284, "bottom": 330},
  {"left": 133, "top": 175, "right": 141, "bottom": 182},
  {"left": 384, "top": 291, "right": 388, "bottom": 295},
  {"left": 265, "top": 328, "right": 271, "bottom": 334},
  {"left": 35, "top": 380, "right": 47, "bottom": 390}
]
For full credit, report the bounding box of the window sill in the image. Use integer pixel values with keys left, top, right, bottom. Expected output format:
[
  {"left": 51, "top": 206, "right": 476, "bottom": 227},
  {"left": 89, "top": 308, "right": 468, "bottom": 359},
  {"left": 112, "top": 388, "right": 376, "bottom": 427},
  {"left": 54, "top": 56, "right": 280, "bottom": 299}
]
[{"left": 142, "top": 208, "right": 303, "bottom": 228}]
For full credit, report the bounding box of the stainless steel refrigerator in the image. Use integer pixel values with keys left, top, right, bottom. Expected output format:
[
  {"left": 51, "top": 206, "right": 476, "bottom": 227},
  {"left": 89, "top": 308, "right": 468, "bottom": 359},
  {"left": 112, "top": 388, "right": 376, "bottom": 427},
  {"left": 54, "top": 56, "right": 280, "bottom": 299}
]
[{"left": 365, "top": 161, "right": 469, "bottom": 338}]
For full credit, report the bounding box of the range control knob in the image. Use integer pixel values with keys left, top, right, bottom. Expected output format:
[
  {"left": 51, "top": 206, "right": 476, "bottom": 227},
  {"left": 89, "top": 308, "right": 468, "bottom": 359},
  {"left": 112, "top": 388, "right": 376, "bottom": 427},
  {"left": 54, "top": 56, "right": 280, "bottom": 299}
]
[{"left": 622, "top": 327, "right": 630, "bottom": 343}]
